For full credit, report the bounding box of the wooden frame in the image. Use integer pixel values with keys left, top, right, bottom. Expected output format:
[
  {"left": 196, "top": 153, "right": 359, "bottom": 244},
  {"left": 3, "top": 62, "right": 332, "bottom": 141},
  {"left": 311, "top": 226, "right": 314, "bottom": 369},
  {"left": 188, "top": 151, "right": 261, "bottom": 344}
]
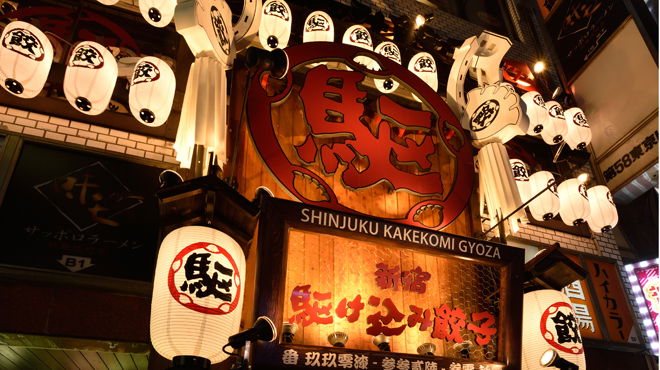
[{"left": 250, "top": 197, "right": 524, "bottom": 369}]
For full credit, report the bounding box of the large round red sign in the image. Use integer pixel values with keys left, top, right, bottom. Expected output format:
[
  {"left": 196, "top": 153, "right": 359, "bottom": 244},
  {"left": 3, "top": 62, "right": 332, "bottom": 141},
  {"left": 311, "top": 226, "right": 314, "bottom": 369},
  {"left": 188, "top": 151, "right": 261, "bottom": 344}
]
[{"left": 246, "top": 43, "right": 473, "bottom": 230}]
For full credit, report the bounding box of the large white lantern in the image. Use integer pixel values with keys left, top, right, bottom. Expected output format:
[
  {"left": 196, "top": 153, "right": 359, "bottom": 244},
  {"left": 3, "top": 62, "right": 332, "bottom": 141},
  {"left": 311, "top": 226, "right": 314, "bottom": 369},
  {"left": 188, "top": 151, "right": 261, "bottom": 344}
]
[
  {"left": 586, "top": 185, "right": 618, "bottom": 233},
  {"left": 520, "top": 91, "right": 548, "bottom": 135},
  {"left": 259, "top": 0, "right": 291, "bottom": 50},
  {"left": 557, "top": 178, "right": 590, "bottom": 226},
  {"left": 510, "top": 158, "right": 531, "bottom": 203},
  {"left": 151, "top": 226, "right": 246, "bottom": 363},
  {"left": 140, "top": 0, "right": 176, "bottom": 28},
  {"left": 374, "top": 41, "right": 401, "bottom": 94},
  {"left": 541, "top": 100, "right": 568, "bottom": 145},
  {"left": 564, "top": 107, "right": 592, "bottom": 150},
  {"left": 522, "top": 290, "right": 586, "bottom": 370},
  {"left": 463, "top": 83, "right": 528, "bottom": 148},
  {"left": 408, "top": 52, "right": 437, "bottom": 102},
  {"left": 176, "top": 0, "right": 233, "bottom": 66},
  {"left": 528, "top": 171, "right": 560, "bottom": 221},
  {"left": 303, "top": 11, "right": 334, "bottom": 43},
  {"left": 0, "top": 21, "right": 53, "bottom": 98},
  {"left": 128, "top": 56, "right": 176, "bottom": 127},
  {"left": 63, "top": 41, "right": 117, "bottom": 115}
]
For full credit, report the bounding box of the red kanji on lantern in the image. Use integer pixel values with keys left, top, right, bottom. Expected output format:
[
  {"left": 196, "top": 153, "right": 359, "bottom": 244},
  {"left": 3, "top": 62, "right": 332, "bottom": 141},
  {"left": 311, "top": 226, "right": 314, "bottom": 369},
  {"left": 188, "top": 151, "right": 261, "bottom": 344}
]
[
  {"left": 288, "top": 285, "right": 333, "bottom": 326},
  {"left": 467, "top": 311, "right": 497, "bottom": 345},
  {"left": 335, "top": 295, "right": 365, "bottom": 323},
  {"left": 366, "top": 296, "right": 407, "bottom": 336},
  {"left": 431, "top": 304, "right": 466, "bottom": 343},
  {"left": 407, "top": 304, "right": 433, "bottom": 331}
]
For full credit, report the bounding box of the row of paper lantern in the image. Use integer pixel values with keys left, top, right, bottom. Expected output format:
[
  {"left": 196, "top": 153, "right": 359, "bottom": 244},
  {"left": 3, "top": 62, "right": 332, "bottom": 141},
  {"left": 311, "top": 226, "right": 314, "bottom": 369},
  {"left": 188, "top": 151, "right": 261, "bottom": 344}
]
[
  {"left": 510, "top": 158, "right": 618, "bottom": 233},
  {"left": 0, "top": 21, "right": 176, "bottom": 127}
]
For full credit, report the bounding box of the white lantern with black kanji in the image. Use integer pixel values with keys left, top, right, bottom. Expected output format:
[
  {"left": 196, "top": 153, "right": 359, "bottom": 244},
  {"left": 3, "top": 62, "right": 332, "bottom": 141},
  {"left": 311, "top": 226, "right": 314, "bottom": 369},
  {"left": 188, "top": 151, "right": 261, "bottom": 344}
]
[
  {"left": 0, "top": 21, "right": 53, "bottom": 98},
  {"left": 151, "top": 226, "right": 246, "bottom": 363},
  {"left": 510, "top": 158, "right": 531, "bottom": 203},
  {"left": 557, "top": 178, "right": 591, "bottom": 226},
  {"left": 408, "top": 52, "right": 437, "bottom": 102},
  {"left": 564, "top": 107, "right": 592, "bottom": 150},
  {"left": 586, "top": 185, "right": 618, "bottom": 233},
  {"left": 342, "top": 24, "right": 375, "bottom": 69},
  {"left": 129, "top": 56, "right": 176, "bottom": 127},
  {"left": 63, "top": 41, "right": 117, "bottom": 115},
  {"left": 303, "top": 11, "right": 334, "bottom": 43},
  {"left": 541, "top": 100, "right": 568, "bottom": 145},
  {"left": 528, "top": 170, "right": 560, "bottom": 221},
  {"left": 522, "top": 289, "right": 586, "bottom": 370},
  {"left": 374, "top": 41, "right": 401, "bottom": 94},
  {"left": 140, "top": 0, "right": 176, "bottom": 28},
  {"left": 259, "top": 0, "right": 291, "bottom": 51},
  {"left": 520, "top": 91, "right": 548, "bottom": 136}
]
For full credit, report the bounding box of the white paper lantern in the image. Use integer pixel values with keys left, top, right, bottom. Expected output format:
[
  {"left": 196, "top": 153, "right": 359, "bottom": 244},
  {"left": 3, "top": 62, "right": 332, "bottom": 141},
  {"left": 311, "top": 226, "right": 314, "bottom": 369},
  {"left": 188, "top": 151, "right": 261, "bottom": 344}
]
[
  {"left": 303, "top": 11, "right": 334, "bottom": 43},
  {"left": 510, "top": 158, "right": 531, "bottom": 204},
  {"left": 586, "top": 185, "right": 618, "bottom": 233},
  {"left": 342, "top": 24, "right": 375, "bottom": 69},
  {"left": 564, "top": 107, "right": 592, "bottom": 150},
  {"left": 373, "top": 41, "right": 401, "bottom": 94},
  {"left": 259, "top": 0, "right": 291, "bottom": 51},
  {"left": 408, "top": 52, "right": 437, "bottom": 102},
  {"left": 151, "top": 226, "right": 246, "bottom": 363},
  {"left": 63, "top": 41, "right": 117, "bottom": 115},
  {"left": 557, "top": 178, "right": 590, "bottom": 226},
  {"left": 129, "top": 56, "right": 176, "bottom": 127},
  {"left": 541, "top": 100, "right": 568, "bottom": 145},
  {"left": 0, "top": 21, "right": 53, "bottom": 98},
  {"left": 522, "top": 290, "right": 586, "bottom": 370},
  {"left": 520, "top": 91, "right": 548, "bottom": 136},
  {"left": 463, "top": 83, "right": 528, "bottom": 148},
  {"left": 528, "top": 171, "right": 560, "bottom": 221},
  {"left": 140, "top": 0, "right": 176, "bottom": 28},
  {"left": 96, "top": 0, "right": 119, "bottom": 5}
]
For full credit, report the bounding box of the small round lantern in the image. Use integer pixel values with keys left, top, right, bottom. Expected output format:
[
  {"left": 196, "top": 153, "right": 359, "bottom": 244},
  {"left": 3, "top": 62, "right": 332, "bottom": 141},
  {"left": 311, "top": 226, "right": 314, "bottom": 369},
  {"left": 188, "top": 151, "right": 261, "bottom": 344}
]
[
  {"left": 140, "top": 0, "right": 176, "bottom": 28},
  {"left": 129, "top": 56, "right": 176, "bottom": 127},
  {"left": 520, "top": 91, "right": 548, "bottom": 135},
  {"left": 557, "top": 178, "right": 591, "bottom": 226},
  {"left": 259, "top": 0, "right": 292, "bottom": 51},
  {"left": 541, "top": 100, "right": 568, "bottom": 145},
  {"left": 303, "top": 11, "right": 334, "bottom": 43},
  {"left": 528, "top": 171, "right": 560, "bottom": 221},
  {"left": 522, "top": 290, "right": 586, "bottom": 370},
  {"left": 564, "top": 107, "right": 592, "bottom": 150},
  {"left": 0, "top": 21, "right": 53, "bottom": 98},
  {"left": 586, "top": 185, "right": 618, "bottom": 233},
  {"left": 151, "top": 226, "right": 246, "bottom": 363},
  {"left": 408, "top": 52, "right": 437, "bottom": 101},
  {"left": 374, "top": 41, "right": 401, "bottom": 94},
  {"left": 63, "top": 41, "right": 117, "bottom": 115}
]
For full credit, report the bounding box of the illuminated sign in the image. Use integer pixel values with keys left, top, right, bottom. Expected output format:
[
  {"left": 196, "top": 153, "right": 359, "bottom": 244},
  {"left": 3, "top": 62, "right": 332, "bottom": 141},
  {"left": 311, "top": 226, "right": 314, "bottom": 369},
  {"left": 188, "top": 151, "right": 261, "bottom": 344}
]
[
  {"left": 625, "top": 259, "right": 660, "bottom": 354},
  {"left": 246, "top": 43, "right": 473, "bottom": 231}
]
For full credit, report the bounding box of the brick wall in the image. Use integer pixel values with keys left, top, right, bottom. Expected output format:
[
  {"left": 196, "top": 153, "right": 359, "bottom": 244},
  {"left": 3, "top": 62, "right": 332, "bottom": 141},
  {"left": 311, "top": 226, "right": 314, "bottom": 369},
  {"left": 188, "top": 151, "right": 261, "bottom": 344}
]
[{"left": 0, "top": 105, "right": 178, "bottom": 166}]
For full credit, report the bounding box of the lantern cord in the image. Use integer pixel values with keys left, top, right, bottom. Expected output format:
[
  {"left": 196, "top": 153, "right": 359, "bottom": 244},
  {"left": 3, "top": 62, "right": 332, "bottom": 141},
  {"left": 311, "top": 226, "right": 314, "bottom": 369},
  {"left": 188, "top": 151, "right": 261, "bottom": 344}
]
[
  {"left": 552, "top": 141, "right": 566, "bottom": 163},
  {"left": 478, "top": 181, "right": 555, "bottom": 239},
  {"left": 222, "top": 343, "right": 242, "bottom": 358}
]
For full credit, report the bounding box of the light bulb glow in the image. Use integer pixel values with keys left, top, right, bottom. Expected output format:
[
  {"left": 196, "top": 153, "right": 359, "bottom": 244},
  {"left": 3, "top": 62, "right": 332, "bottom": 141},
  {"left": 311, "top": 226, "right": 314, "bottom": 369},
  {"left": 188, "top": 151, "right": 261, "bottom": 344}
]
[
  {"left": 577, "top": 173, "right": 589, "bottom": 184},
  {"left": 533, "top": 61, "right": 545, "bottom": 73},
  {"left": 415, "top": 14, "right": 425, "bottom": 28}
]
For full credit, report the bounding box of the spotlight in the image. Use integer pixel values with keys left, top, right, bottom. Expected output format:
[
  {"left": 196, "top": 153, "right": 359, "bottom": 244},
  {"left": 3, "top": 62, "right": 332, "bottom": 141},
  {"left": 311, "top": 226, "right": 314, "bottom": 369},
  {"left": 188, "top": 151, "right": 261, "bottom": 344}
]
[
  {"left": 415, "top": 14, "right": 425, "bottom": 28},
  {"left": 281, "top": 322, "right": 298, "bottom": 344},
  {"left": 577, "top": 173, "right": 589, "bottom": 184},
  {"left": 452, "top": 341, "right": 473, "bottom": 359},
  {"left": 533, "top": 61, "right": 545, "bottom": 73},
  {"left": 539, "top": 349, "right": 579, "bottom": 370},
  {"left": 245, "top": 47, "right": 289, "bottom": 79},
  {"left": 417, "top": 342, "right": 436, "bottom": 356},
  {"left": 226, "top": 316, "right": 277, "bottom": 349},
  {"left": 372, "top": 334, "right": 391, "bottom": 351},
  {"left": 327, "top": 332, "right": 349, "bottom": 347},
  {"left": 158, "top": 169, "right": 183, "bottom": 188}
]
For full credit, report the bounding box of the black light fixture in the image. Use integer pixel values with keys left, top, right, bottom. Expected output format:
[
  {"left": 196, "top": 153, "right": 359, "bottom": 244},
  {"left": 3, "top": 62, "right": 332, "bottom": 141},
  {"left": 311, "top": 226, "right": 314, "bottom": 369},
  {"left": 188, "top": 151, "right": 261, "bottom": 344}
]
[
  {"left": 226, "top": 316, "right": 278, "bottom": 349},
  {"left": 158, "top": 169, "right": 183, "bottom": 189},
  {"left": 540, "top": 349, "right": 579, "bottom": 370},
  {"left": 416, "top": 342, "right": 436, "bottom": 356},
  {"left": 327, "top": 332, "right": 349, "bottom": 347},
  {"left": 245, "top": 47, "right": 289, "bottom": 79},
  {"left": 372, "top": 334, "right": 391, "bottom": 351},
  {"left": 281, "top": 322, "right": 298, "bottom": 344}
]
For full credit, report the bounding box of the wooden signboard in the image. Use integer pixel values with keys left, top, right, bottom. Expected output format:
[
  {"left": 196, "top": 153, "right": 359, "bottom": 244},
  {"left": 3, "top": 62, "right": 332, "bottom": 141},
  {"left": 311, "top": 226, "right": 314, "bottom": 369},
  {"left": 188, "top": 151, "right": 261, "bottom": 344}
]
[{"left": 250, "top": 198, "right": 524, "bottom": 369}]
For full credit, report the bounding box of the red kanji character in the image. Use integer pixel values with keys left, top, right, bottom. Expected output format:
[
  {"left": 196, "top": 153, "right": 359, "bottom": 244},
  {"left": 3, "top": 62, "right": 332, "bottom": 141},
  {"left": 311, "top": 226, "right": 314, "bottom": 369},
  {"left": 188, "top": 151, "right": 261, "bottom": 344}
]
[
  {"left": 366, "top": 296, "right": 406, "bottom": 336},
  {"left": 407, "top": 305, "right": 433, "bottom": 331},
  {"left": 296, "top": 65, "right": 442, "bottom": 196},
  {"left": 289, "top": 285, "right": 333, "bottom": 326},
  {"left": 401, "top": 266, "right": 431, "bottom": 293},
  {"left": 375, "top": 263, "right": 401, "bottom": 290},
  {"left": 335, "top": 295, "right": 365, "bottom": 323},
  {"left": 431, "top": 304, "right": 466, "bottom": 343},
  {"left": 467, "top": 311, "right": 497, "bottom": 346}
]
